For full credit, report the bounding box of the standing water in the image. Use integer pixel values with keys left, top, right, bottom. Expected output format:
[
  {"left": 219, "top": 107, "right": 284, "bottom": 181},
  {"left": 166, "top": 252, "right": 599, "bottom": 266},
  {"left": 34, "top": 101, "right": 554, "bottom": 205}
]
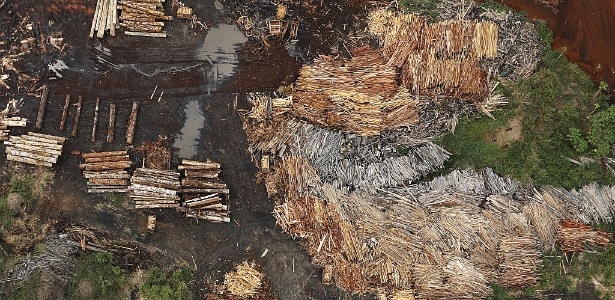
[{"left": 174, "top": 99, "right": 209, "bottom": 159}]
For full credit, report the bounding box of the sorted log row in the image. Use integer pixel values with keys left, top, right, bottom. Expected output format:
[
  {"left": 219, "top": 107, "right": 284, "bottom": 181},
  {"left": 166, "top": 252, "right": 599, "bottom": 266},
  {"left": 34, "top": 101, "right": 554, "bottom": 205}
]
[
  {"left": 81, "top": 150, "right": 131, "bottom": 193},
  {"left": 557, "top": 220, "right": 611, "bottom": 252},
  {"left": 126, "top": 101, "right": 139, "bottom": 145},
  {"left": 179, "top": 159, "right": 230, "bottom": 222},
  {"left": 35, "top": 85, "right": 48, "bottom": 129},
  {"left": 90, "top": 0, "right": 119, "bottom": 38},
  {"left": 130, "top": 168, "right": 180, "bottom": 208},
  {"left": 118, "top": 0, "right": 173, "bottom": 37},
  {"left": 4, "top": 132, "right": 65, "bottom": 167}
]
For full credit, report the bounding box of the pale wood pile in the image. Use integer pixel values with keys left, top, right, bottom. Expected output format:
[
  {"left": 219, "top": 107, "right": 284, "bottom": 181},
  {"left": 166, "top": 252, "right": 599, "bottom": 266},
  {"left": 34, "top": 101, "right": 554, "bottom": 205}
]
[
  {"left": 0, "top": 117, "right": 27, "bottom": 141},
  {"left": 557, "top": 220, "right": 611, "bottom": 252},
  {"left": 80, "top": 150, "right": 131, "bottom": 193},
  {"left": 118, "top": 0, "right": 173, "bottom": 38},
  {"left": 497, "top": 234, "right": 542, "bottom": 288},
  {"left": 224, "top": 261, "right": 263, "bottom": 297},
  {"left": 5, "top": 132, "right": 65, "bottom": 167},
  {"left": 90, "top": 0, "right": 119, "bottom": 38},
  {"left": 367, "top": 9, "right": 498, "bottom": 101},
  {"left": 130, "top": 168, "right": 180, "bottom": 208},
  {"left": 178, "top": 159, "right": 230, "bottom": 223}
]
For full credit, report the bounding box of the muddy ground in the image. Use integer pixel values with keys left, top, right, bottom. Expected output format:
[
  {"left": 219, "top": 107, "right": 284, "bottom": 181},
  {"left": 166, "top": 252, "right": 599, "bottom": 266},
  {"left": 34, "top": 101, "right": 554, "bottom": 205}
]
[{"left": 1, "top": 0, "right": 375, "bottom": 299}]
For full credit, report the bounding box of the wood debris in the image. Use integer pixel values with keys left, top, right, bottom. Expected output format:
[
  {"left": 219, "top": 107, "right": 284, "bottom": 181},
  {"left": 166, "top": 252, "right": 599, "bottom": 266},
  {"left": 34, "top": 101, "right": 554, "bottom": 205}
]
[
  {"left": 118, "top": 0, "right": 173, "bottom": 38},
  {"left": 178, "top": 159, "right": 230, "bottom": 223},
  {"left": 557, "top": 220, "right": 611, "bottom": 252},
  {"left": 134, "top": 135, "right": 171, "bottom": 169},
  {"left": 176, "top": 6, "right": 192, "bottom": 19},
  {"left": 5, "top": 132, "right": 65, "bottom": 167},
  {"left": 147, "top": 215, "right": 156, "bottom": 233},
  {"left": 224, "top": 261, "right": 263, "bottom": 297},
  {"left": 130, "top": 168, "right": 180, "bottom": 208},
  {"left": 80, "top": 150, "right": 131, "bottom": 193}
]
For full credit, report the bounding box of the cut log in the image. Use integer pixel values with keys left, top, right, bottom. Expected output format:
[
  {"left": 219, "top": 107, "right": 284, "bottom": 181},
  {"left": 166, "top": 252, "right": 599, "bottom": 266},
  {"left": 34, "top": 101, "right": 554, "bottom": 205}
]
[
  {"left": 81, "top": 150, "right": 127, "bottom": 158},
  {"left": 84, "top": 155, "right": 130, "bottom": 163},
  {"left": 16, "top": 134, "right": 63, "bottom": 145},
  {"left": 79, "top": 161, "right": 132, "bottom": 171},
  {"left": 97, "top": 0, "right": 111, "bottom": 38},
  {"left": 110, "top": 0, "right": 117, "bottom": 36},
  {"left": 184, "top": 170, "right": 220, "bottom": 179},
  {"left": 133, "top": 199, "right": 176, "bottom": 204},
  {"left": 87, "top": 188, "right": 129, "bottom": 193},
  {"left": 181, "top": 180, "right": 227, "bottom": 189},
  {"left": 147, "top": 215, "right": 156, "bottom": 232},
  {"left": 130, "top": 179, "right": 180, "bottom": 190},
  {"left": 130, "top": 184, "right": 177, "bottom": 196},
  {"left": 181, "top": 159, "right": 221, "bottom": 168},
  {"left": 8, "top": 138, "right": 63, "bottom": 151},
  {"left": 126, "top": 101, "right": 139, "bottom": 144},
  {"left": 92, "top": 98, "right": 100, "bottom": 142},
  {"left": 134, "top": 168, "right": 180, "bottom": 177},
  {"left": 135, "top": 204, "right": 178, "bottom": 209},
  {"left": 7, "top": 154, "right": 53, "bottom": 167},
  {"left": 107, "top": 103, "right": 116, "bottom": 143},
  {"left": 35, "top": 85, "right": 48, "bottom": 129},
  {"left": 0, "top": 119, "right": 27, "bottom": 127},
  {"left": 180, "top": 188, "right": 230, "bottom": 194},
  {"left": 71, "top": 95, "right": 82, "bottom": 137},
  {"left": 6, "top": 148, "right": 58, "bottom": 164},
  {"left": 119, "top": 2, "right": 164, "bottom": 16},
  {"left": 59, "top": 94, "right": 70, "bottom": 131},
  {"left": 191, "top": 203, "right": 228, "bottom": 211},
  {"left": 27, "top": 132, "right": 65, "bottom": 143},
  {"left": 186, "top": 197, "right": 222, "bottom": 208},
  {"left": 124, "top": 31, "right": 166, "bottom": 38},
  {"left": 185, "top": 213, "right": 230, "bottom": 223},
  {"left": 90, "top": 0, "right": 104, "bottom": 38},
  {"left": 83, "top": 172, "right": 131, "bottom": 179},
  {"left": 5, "top": 144, "right": 61, "bottom": 157},
  {"left": 88, "top": 178, "right": 129, "bottom": 186}
]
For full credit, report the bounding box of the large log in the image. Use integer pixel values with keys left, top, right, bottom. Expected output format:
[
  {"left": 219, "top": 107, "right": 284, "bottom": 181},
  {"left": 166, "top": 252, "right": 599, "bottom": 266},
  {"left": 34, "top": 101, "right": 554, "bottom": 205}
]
[
  {"left": 84, "top": 155, "right": 130, "bottom": 163},
  {"left": 180, "top": 188, "right": 230, "bottom": 194},
  {"left": 6, "top": 148, "right": 58, "bottom": 164},
  {"left": 5, "top": 144, "right": 61, "bottom": 157},
  {"left": 107, "top": 103, "right": 116, "bottom": 143},
  {"left": 97, "top": 0, "right": 111, "bottom": 38},
  {"left": 81, "top": 150, "right": 127, "bottom": 158},
  {"left": 71, "top": 96, "right": 83, "bottom": 137},
  {"left": 59, "top": 94, "right": 70, "bottom": 130},
  {"left": 92, "top": 98, "right": 100, "bottom": 142},
  {"left": 126, "top": 101, "right": 139, "bottom": 144},
  {"left": 79, "top": 161, "right": 132, "bottom": 171},
  {"left": 130, "top": 184, "right": 177, "bottom": 196},
  {"left": 27, "top": 132, "right": 65, "bottom": 143},
  {"left": 90, "top": 0, "right": 104, "bottom": 38},
  {"left": 88, "top": 178, "right": 129, "bottom": 186},
  {"left": 185, "top": 213, "right": 230, "bottom": 223},
  {"left": 35, "top": 85, "right": 48, "bottom": 129},
  {"left": 135, "top": 204, "right": 178, "bottom": 209},
  {"left": 17, "top": 134, "right": 63, "bottom": 145},
  {"left": 87, "top": 188, "right": 129, "bottom": 193},
  {"left": 134, "top": 168, "right": 180, "bottom": 177},
  {"left": 181, "top": 180, "right": 227, "bottom": 189},
  {"left": 7, "top": 154, "right": 52, "bottom": 167},
  {"left": 130, "top": 179, "right": 180, "bottom": 190},
  {"left": 186, "top": 197, "right": 222, "bottom": 208},
  {"left": 123, "top": 31, "right": 167, "bottom": 38},
  {"left": 184, "top": 170, "right": 220, "bottom": 178},
  {"left": 181, "top": 159, "right": 221, "bottom": 168},
  {"left": 83, "top": 172, "right": 131, "bottom": 179},
  {"left": 8, "top": 138, "right": 63, "bottom": 151}
]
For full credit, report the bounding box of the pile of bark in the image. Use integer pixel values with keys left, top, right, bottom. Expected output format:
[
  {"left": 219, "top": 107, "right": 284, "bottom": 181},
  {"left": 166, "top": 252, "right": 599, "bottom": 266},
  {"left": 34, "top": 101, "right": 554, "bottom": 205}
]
[
  {"left": 179, "top": 159, "right": 230, "bottom": 223},
  {"left": 5, "top": 132, "right": 65, "bottom": 167},
  {"left": 80, "top": 150, "right": 131, "bottom": 193},
  {"left": 118, "top": 0, "right": 173, "bottom": 38},
  {"left": 557, "top": 220, "right": 611, "bottom": 252},
  {"left": 367, "top": 9, "right": 498, "bottom": 101},
  {"left": 130, "top": 168, "right": 180, "bottom": 208}
]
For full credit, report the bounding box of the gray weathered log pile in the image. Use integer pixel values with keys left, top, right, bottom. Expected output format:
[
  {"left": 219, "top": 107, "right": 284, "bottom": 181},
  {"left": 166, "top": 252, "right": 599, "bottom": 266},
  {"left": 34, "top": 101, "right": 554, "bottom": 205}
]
[
  {"left": 0, "top": 117, "right": 27, "bottom": 141},
  {"left": 80, "top": 150, "right": 131, "bottom": 193},
  {"left": 129, "top": 168, "right": 180, "bottom": 208},
  {"left": 178, "top": 159, "right": 230, "bottom": 223},
  {"left": 5, "top": 132, "right": 65, "bottom": 167},
  {"left": 90, "top": 0, "right": 120, "bottom": 38}
]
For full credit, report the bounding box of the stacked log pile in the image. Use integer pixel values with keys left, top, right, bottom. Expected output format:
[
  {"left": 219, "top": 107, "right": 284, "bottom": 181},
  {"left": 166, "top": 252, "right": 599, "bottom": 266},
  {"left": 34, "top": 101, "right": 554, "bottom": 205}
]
[
  {"left": 367, "top": 9, "right": 498, "bottom": 101},
  {"left": 179, "top": 159, "right": 230, "bottom": 223},
  {"left": 90, "top": 0, "right": 119, "bottom": 38},
  {"left": 80, "top": 150, "right": 131, "bottom": 193},
  {"left": 5, "top": 132, "right": 65, "bottom": 167},
  {"left": 0, "top": 117, "right": 27, "bottom": 141},
  {"left": 130, "top": 168, "right": 180, "bottom": 208},
  {"left": 118, "top": 0, "right": 173, "bottom": 38},
  {"left": 557, "top": 220, "right": 611, "bottom": 252}
]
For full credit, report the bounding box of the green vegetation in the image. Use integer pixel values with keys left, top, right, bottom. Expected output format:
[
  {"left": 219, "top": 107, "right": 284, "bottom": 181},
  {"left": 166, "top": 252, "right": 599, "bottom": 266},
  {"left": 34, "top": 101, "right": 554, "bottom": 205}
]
[
  {"left": 8, "top": 176, "right": 34, "bottom": 209},
  {"left": 66, "top": 252, "right": 127, "bottom": 300},
  {"left": 5, "top": 272, "right": 41, "bottom": 300},
  {"left": 141, "top": 267, "right": 192, "bottom": 300},
  {"left": 477, "top": 0, "right": 511, "bottom": 12},
  {"left": 488, "top": 284, "right": 516, "bottom": 300},
  {"left": 0, "top": 197, "right": 13, "bottom": 228},
  {"left": 102, "top": 192, "right": 125, "bottom": 207},
  {"left": 400, "top": 0, "right": 442, "bottom": 21},
  {"left": 439, "top": 21, "right": 615, "bottom": 189}
]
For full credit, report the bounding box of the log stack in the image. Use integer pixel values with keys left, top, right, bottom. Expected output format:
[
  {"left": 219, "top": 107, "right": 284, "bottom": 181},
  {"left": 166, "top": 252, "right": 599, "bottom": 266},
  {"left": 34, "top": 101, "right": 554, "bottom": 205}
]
[
  {"left": 4, "top": 132, "right": 65, "bottom": 167},
  {"left": 118, "top": 0, "right": 173, "bottom": 38},
  {"left": 179, "top": 159, "right": 230, "bottom": 223},
  {"left": 0, "top": 117, "right": 27, "bottom": 141},
  {"left": 90, "top": 0, "right": 119, "bottom": 38},
  {"left": 130, "top": 168, "right": 181, "bottom": 208},
  {"left": 80, "top": 150, "right": 132, "bottom": 193}
]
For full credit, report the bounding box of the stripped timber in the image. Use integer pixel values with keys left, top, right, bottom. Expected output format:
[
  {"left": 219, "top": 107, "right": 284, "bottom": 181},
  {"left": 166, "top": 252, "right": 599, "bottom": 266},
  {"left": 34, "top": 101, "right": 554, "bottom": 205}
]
[
  {"left": 59, "top": 94, "right": 70, "bottom": 130},
  {"left": 71, "top": 95, "right": 82, "bottom": 137},
  {"left": 7, "top": 154, "right": 52, "bottom": 167},
  {"left": 180, "top": 188, "right": 230, "bottom": 194},
  {"left": 90, "top": 0, "right": 103, "bottom": 38},
  {"left": 84, "top": 155, "right": 130, "bottom": 163},
  {"left": 82, "top": 150, "right": 127, "bottom": 158},
  {"left": 126, "top": 101, "right": 139, "bottom": 144},
  {"left": 35, "top": 85, "right": 48, "bottom": 129},
  {"left": 107, "top": 103, "right": 116, "bottom": 143},
  {"left": 92, "top": 98, "right": 100, "bottom": 142}
]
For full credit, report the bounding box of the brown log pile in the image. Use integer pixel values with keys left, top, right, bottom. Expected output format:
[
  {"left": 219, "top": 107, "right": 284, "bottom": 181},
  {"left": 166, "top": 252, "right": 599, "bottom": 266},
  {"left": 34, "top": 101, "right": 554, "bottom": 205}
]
[
  {"left": 81, "top": 150, "right": 131, "bottom": 193},
  {"left": 130, "top": 168, "right": 180, "bottom": 208},
  {"left": 557, "top": 220, "right": 611, "bottom": 252},
  {"left": 367, "top": 9, "right": 498, "bottom": 101},
  {"left": 178, "top": 159, "right": 230, "bottom": 223},
  {"left": 117, "top": 0, "right": 173, "bottom": 37},
  {"left": 4, "top": 132, "right": 65, "bottom": 167}
]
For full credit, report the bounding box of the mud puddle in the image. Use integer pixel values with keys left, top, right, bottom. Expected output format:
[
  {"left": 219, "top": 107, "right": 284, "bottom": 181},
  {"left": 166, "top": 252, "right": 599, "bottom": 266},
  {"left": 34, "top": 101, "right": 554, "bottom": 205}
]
[{"left": 174, "top": 98, "right": 210, "bottom": 159}]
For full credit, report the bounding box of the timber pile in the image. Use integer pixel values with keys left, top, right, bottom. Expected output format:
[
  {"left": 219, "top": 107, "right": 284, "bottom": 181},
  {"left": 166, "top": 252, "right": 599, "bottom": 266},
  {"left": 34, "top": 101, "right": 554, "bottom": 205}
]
[
  {"left": 80, "top": 150, "right": 131, "bottom": 193},
  {"left": 130, "top": 168, "right": 180, "bottom": 208},
  {"left": 118, "top": 0, "right": 173, "bottom": 38},
  {"left": 5, "top": 132, "right": 65, "bottom": 167},
  {"left": 90, "top": 0, "right": 119, "bottom": 38},
  {"left": 367, "top": 9, "right": 498, "bottom": 101},
  {"left": 557, "top": 220, "right": 611, "bottom": 252},
  {"left": 497, "top": 235, "right": 542, "bottom": 287},
  {"left": 178, "top": 159, "right": 230, "bottom": 223},
  {"left": 0, "top": 117, "right": 27, "bottom": 141}
]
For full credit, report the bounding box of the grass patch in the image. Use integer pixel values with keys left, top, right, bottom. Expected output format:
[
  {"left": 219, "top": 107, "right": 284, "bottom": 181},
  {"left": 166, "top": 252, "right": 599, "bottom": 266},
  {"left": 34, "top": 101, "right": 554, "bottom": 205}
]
[
  {"left": 66, "top": 252, "right": 127, "bottom": 300},
  {"left": 102, "top": 192, "right": 125, "bottom": 207},
  {"left": 400, "top": 0, "right": 442, "bottom": 21},
  {"left": 141, "top": 267, "right": 193, "bottom": 300},
  {"left": 439, "top": 20, "right": 615, "bottom": 189},
  {"left": 477, "top": 0, "right": 512, "bottom": 12},
  {"left": 0, "top": 197, "right": 14, "bottom": 228},
  {"left": 4, "top": 272, "right": 42, "bottom": 300}
]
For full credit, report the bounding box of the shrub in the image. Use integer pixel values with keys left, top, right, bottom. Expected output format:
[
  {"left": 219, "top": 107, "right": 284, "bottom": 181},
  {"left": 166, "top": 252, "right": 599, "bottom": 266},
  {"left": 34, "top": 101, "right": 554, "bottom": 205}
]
[{"left": 141, "top": 267, "right": 192, "bottom": 300}]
